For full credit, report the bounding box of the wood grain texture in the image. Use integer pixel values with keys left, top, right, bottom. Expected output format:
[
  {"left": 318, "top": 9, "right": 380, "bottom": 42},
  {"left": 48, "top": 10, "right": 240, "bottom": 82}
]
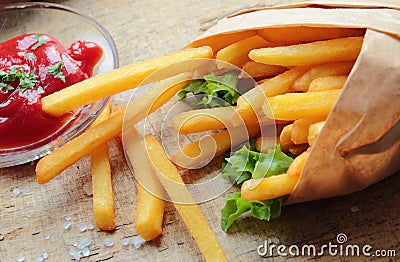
[{"left": 0, "top": 0, "right": 399, "bottom": 261}]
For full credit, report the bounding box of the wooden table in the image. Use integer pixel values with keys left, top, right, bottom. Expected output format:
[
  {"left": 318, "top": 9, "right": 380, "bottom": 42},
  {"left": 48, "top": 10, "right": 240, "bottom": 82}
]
[{"left": 1, "top": 0, "right": 399, "bottom": 261}]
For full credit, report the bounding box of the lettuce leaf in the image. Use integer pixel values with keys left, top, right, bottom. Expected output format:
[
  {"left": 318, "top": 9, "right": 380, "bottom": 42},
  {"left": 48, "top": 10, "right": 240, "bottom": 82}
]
[
  {"left": 177, "top": 70, "right": 241, "bottom": 108},
  {"left": 221, "top": 144, "right": 294, "bottom": 231}
]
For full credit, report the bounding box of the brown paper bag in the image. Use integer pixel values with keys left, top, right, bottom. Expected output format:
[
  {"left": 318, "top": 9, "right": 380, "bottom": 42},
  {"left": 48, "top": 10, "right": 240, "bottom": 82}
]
[{"left": 187, "top": 1, "right": 400, "bottom": 204}]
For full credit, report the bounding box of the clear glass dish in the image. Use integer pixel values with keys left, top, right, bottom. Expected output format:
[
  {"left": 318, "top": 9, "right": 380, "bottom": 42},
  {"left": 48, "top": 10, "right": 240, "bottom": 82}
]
[{"left": 0, "top": 2, "right": 119, "bottom": 167}]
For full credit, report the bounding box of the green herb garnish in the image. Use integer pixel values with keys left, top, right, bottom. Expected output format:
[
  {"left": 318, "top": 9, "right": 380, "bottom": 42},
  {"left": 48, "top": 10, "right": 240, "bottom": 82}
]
[
  {"left": 31, "top": 34, "right": 48, "bottom": 50},
  {"left": 0, "top": 67, "right": 38, "bottom": 93},
  {"left": 48, "top": 61, "right": 66, "bottom": 83},
  {"left": 19, "top": 52, "right": 36, "bottom": 59}
]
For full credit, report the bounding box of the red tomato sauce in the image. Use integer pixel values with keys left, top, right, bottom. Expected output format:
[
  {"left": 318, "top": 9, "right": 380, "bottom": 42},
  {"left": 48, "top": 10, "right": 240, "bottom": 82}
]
[{"left": 0, "top": 34, "right": 102, "bottom": 149}]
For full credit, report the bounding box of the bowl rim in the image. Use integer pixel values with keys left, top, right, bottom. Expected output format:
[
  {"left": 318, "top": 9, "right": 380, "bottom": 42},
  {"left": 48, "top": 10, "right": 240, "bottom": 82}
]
[{"left": 0, "top": 1, "right": 119, "bottom": 167}]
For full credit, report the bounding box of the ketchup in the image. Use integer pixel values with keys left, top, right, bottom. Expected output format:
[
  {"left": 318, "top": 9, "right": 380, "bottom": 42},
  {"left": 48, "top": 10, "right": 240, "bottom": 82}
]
[{"left": 0, "top": 34, "right": 103, "bottom": 149}]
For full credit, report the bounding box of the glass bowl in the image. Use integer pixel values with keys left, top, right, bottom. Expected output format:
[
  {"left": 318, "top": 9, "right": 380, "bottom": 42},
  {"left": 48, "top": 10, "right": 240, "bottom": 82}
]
[{"left": 0, "top": 2, "right": 119, "bottom": 167}]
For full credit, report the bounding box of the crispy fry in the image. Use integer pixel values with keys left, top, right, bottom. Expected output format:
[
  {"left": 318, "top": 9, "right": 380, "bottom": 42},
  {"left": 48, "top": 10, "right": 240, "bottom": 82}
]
[
  {"left": 35, "top": 110, "right": 124, "bottom": 184},
  {"left": 124, "top": 127, "right": 165, "bottom": 241},
  {"left": 172, "top": 125, "right": 260, "bottom": 169},
  {"left": 286, "top": 151, "right": 310, "bottom": 176},
  {"left": 308, "top": 75, "right": 347, "bottom": 92},
  {"left": 288, "top": 144, "right": 309, "bottom": 156},
  {"left": 308, "top": 121, "right": 325, "bottom": 147},
  {"left": 42, "top": 46, "right": 213, "bottom": 117},
  {"left": 291, "top": 118, "right": 326, "bottom": 145},
  {"left": 263, "top": 89, "right": 341, "bottom": 121},
  {"left": 242, "top": 61, "right": 287, "bottom": 79},
  {"left": 249, "top": 36, "right": 363, "bottom": 67},
  {"left": 216, "top": 35, "right": 269, "bottom": 68},
  {"left": 291, "top": 62, "right": 353, "bottom": 92},
  {"left": 257, "top": 26, "right": 365, "bottom": 44},
  {"left": 186, "top": 30, "right": 257, "bottom": 53},
  {"left": 144, "top": 136, "right": 226, "bottom": 261},
  {"left": 241, "top": 174, "right": 299, "bottom": 201},
  {"left": 279, "top": 123, "right": 294, "bottom": 153},
  {"left": 91, "top": 101, "right": 116, "bottom": 231}
]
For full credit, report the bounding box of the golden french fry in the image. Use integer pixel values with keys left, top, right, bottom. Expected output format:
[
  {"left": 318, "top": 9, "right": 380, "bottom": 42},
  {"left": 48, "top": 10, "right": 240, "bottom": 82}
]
[
  {"left": 36, "top": 110, "right": 124, "bottom": 184},
  {"left": 42, "top": 46, "right": 213, "bottom": 117},
  {"left": 291, "top": 117, "right": 326, "bottom": 145},
  {"left": 236, "top": 66, "right": 309, "bottom": 121},
  {"left": 291, "top": 62, "right": 353, "bottom": 92},
  {"left": 263, "top": 89, "right": 341, "bottom": 121},
  {"left": 249, "top": 36, "right": 363, "bottom": 67},
  {"left": 288, "top": 144, "right": 309, "bottom": 156},
  {"left": 257, "top": 26, "right": 365, "bottom": 45},
  {"left": 279, "top": 123, "right": 294, "bottom": 153},
  {"left": 308, "top": 75, "right": 347, "bottom": 92},
  {"left": 286, "top": 151, "right": 310, "bottom": 176},
  {"left": 186, "top": 30, "right": 257, "bottom": 53},
  {"left": 308, "top": 121, "right": 326, "bottom": 147},
  {"left": 144, "top": 136, "right": 226, "bottom": 262},
  {"left": 241, "top": 174, "right": 299, "bottom": 201},
  {"left": 91, "top": 101, "right": 116, "bottom": 231},
  {"left": 216, "top": 35, "right": 269, "bottom": 68},
  {"left": 242, "top": 61, "right": 287, "bottom": 79},
  {"left": 173, "top": 106, "right": 259, "bottom": 134},
  {"left": 124, "top": 127, "right": 165, "bottom": 241},
  {"left": 172, "top": 125, "right": 260, "bottom": 169}
]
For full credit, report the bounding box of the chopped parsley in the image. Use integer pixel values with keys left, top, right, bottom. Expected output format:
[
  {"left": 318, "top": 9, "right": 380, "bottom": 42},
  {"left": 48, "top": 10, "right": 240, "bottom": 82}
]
[
  {"left": 48, "top": 61, "right": 66, "bottom": 83},
  {"left": 19, "top": 52, "right": 36, "bottom": 59},
  {"left": 0, "top": 66, "right": 38, "bottom": 93},
  {"left": 31, "top": 34, "right": 48, "bottom": 50}
]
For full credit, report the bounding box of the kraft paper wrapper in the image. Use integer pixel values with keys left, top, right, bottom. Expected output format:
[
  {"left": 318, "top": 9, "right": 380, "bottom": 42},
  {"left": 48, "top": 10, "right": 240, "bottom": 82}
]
[{"left": 187, "top": 1, "right": 400, "bottom": 204}]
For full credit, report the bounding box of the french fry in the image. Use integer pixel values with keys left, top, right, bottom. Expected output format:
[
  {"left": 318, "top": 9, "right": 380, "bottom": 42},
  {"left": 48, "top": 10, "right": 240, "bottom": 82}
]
[
  {"left": 241, "top": 174, "right": 299, "bottom": 201},
  {"left": 242, "top": 61, "right": 287, "bottom": 79},
  {"left": 35, "top": 110, "right": 124, "bottom": 184},
  {"left": 248, "top": 36, "right": 363, "bottom": 67},
  {"left": 288, "top": 144, "right": 309, "bottom": 156},
  {"left": 173, "top": 106, "right": 259, "bottom": 134},
  {"left": 186, "top": 30, "right": 257, "bottom": 53},
  {"left": 124, "top": 127, "right": 165, "bottom": 241},
  {"left": 257, "top": 26, "right": 365, "bottom": 45},
  {"left": 216, "top": 35, "right": 269, "bottom": 68},
  {"left": 172, "top": 125, "right": 260, "bottom": 169},
  {"left": 42, "top": 46, "right": 213, "bottom": 117},
  {"left": 279, "top": 123, "right": 294, "bottom": 153},
  {"left": 236, "top": 66, "right": 309, "bottom": 122},
  {"left": 91, "top": 101, "right": 116, "bottom": 231},
  {"left": 308, "top": 121, "right": 326, "bottom": 147},
  {"left": 286, "top": 151, "right": 310, "bottom": 176},
  {"left": 308, "top": 75, "right": 347, "bottom": 92},
  {"left": 291, "top": 62, "right": 353, "bottom": 92},
  {"left": 291, "top": 118, "right": 326, "bottom": 145},
  {"left": 144, "top": 136, "right": 226, "bottom": 262},
  {"left": 263, "top": 89, "right": 341, "bottom": 121}
]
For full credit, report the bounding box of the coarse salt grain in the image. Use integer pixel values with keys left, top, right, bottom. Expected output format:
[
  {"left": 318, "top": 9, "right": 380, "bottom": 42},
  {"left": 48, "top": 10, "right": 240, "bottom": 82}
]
[
  {"left": 12, "top": 188, "right": 20, "bottom": 197},
  {"left": 63, "top": 221, "right": 72, "bottom": 230},
  {"left": 121, "top": 238, "right": 130, "bottom": 246},
  {"left": 36, "top": 257, "right": 43, "bottom": 262},
  {"left": 82, "top": 182, "right": 93, "bottom": 196},
  {"left": 0, "top": 235, "right": 4, "bottom": 241},
  {"left": 42, "top": 251, "right": 48, "bottom": 259},
  {"left": 79, "top": 223, "right": 87, "bottom": 232},
  {"left": 77, "top": 236, "right": 92, "bottom": 250},
  {"left": 81, "top": 247, "right": 90, "bottom": 257},
  {"left": 17, "top": 255, "right": 25, "bottom": 262},
  {"left": 351, "top": 205, "right": 360, "bottom": 213},
  {"left": 69, "top": 248, "right": 81, "bottom": 261},
  {"left": 132, "top": 236, "right": 146, "bottom": 249},
  {"left": 44, "top": 234, "right": 51, "bottom": 240},
  {"left": 87, "top": 224, "right": 94, "bottom": 230},
  {"left": 103, "top": 237, "right": 115, "bottom": 247}
]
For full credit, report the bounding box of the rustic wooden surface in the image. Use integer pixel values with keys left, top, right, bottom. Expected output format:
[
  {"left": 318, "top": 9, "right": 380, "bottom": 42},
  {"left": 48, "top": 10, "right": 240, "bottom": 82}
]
[{"left": 1, "top": 0, "right": 399, "bottom": 261}]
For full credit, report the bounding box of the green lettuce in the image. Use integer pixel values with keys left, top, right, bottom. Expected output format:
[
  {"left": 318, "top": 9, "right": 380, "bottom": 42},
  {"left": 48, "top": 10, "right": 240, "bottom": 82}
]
[
  {"left": 177, "top": 70, "right": 241, "bottom": 108},
  {"left": 221, "top": 144, "right": 294, "bottom": 232}
]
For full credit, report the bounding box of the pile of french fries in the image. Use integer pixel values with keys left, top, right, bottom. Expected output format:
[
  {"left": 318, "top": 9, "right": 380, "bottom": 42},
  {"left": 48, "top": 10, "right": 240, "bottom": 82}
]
[{"left": 34, "top": 25, "right": 366, "bottom": 261}]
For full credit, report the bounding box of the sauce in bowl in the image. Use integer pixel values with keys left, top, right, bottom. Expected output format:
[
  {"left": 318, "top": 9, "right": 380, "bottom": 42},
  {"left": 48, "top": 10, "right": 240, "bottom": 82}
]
[{"left": 0, "top": 34, "right": 102, "bottom": 148}]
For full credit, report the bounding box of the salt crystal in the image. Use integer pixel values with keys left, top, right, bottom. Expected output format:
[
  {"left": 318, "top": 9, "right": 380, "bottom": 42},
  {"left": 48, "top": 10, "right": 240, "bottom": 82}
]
[
  {"left": 44, "top": 234, "right": 51, "bottom": 240},
  {"left": 132, "top": 236, "right": 146, "bottom": 249},
  {"left": 26, "top": 213, "right": 31, "bottom": 218},
  {"left": 65, "top": 216, "right": 71, "bottom": 221},
  {"left": 17, "top": 255, "right": 25, "bottom": 262},
  {"left": 69, "top": 248, "right": 81, "bottom": 261},
  {"left": 103, "top": 237, "right": 115, "bottom": 247},
  {"left": 81, "top": 247, "right": 90, "bottom": 257},
  {"left": 77, "top": 236, "right": 92, "bottom": 250},
  {"left": 87, "top": 224, "right": 94, "bottom": 230},
  {"left": 12, "top": 188, "right": 20, "bottom": 197},
  {"left": 82, "top": 182, "right": 92, "bottom": 196},
  {"left": 42, "top": 251, "right": 48, "bottom": 259},
  {"left": 79, "top": 223, "right": 87, "bottom": 232},
  {"left": 0, "top": 235, "right": 4, "bottom": 241},
  {"left": 267, "top": 236, "right": 280, "bottom": 245},
  {"left": 63, "top": 221, "right": 72, "bottom": 230},
  {"left": 35, "top": 257, "right": 43, "bottom": 262},
  {"left": 351, "top": 205, "right": 360, "bottom": 213},
  {"left": 50, "top": 237, "right": 56, "bottom": 243},
  {"left": 121, "top": 238, "right": 130, "bottom": 246}
]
